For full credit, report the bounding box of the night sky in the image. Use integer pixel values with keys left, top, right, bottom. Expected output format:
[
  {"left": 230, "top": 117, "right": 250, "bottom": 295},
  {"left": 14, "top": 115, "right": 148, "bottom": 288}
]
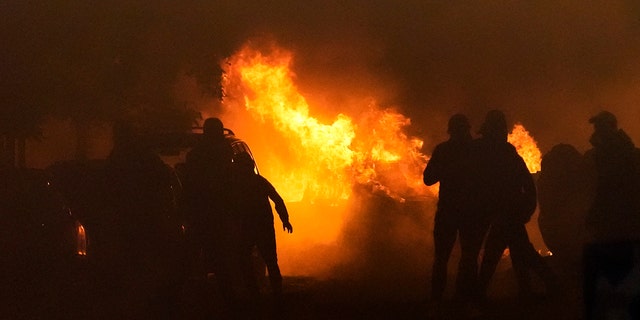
[
  {"left": 3, "top": 0, "right": 640, "bottom": 157},
  {"left": 238, "top": 0, "right": 640, "bottom": 153}
]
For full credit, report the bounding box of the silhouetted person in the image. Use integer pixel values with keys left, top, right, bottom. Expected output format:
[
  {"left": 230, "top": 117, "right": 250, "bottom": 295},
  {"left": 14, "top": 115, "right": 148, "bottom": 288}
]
[
  {"left": 537, "top": 144, "right": 590, "bottom": 272},
  {"left": 423, "top": 114, "right": 485, "bottom": 303},
  {"left": 583, "top": 111, "right": 640, "bottom": 243},
  {"left": 101, "top": 120, "right": 183, "bottom": 318},
  {"left": 182, "top": 117, "right": 235, "bottom": 301},
  {"left": 582, "top": 111, "right": 640, "bottom": 319},
  {"left": 105, "top": 121, "right": 175, "bottom": 230},
  {"left": 474, "top": 110, "right": 557, "bottom": 301},
  {"left": 230, "top": 152, "right": 293, "bottom": 302}
]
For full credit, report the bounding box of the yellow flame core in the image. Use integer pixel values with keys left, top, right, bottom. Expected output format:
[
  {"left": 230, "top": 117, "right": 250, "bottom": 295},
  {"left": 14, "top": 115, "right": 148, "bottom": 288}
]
[
  {"left": 233, "top": 49, "right": 356, "bottom": 201},
  {"left": 222, "top": 44, "right": 430, "bottom": 203},
  {"left": 508, "top": 123, "right": 542, "bottom": 173}
]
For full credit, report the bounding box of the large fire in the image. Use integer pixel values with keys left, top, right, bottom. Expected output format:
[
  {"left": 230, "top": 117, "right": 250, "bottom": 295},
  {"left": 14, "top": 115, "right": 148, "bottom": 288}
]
[
  {"left": 221, "top": 44, "right": 429, "bottom": 204},
  {"left": 216, "top": 41, "right": 542, "bottom": 275}
]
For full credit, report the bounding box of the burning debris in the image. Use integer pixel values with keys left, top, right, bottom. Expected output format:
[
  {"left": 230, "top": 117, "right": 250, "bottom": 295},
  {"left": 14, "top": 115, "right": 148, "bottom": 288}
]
[
  {"left": 221, "top": 42, "right": 431, "bottom": 204},
  {"left": 215, "top": 40, "right": 543, "bottom": 277}
]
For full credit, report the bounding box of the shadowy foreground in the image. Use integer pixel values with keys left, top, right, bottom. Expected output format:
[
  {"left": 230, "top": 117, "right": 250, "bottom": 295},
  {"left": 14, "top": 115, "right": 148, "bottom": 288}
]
[{"left": 3, "top": 255, "right": 584, "bottom": 320}]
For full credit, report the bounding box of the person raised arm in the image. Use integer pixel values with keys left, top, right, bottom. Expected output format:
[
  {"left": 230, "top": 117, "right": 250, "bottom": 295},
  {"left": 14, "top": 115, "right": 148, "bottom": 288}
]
[{"left": 263, "top": 176, "right": 293, "bottom": 233}]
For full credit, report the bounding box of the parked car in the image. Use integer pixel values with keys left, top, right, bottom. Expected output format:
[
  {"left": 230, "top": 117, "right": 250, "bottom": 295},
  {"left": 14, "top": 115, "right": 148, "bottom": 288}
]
[
  {"left": 0, "top": 168, "right": 87, "bottom": 270},
  {"left": 46, "top": 156, "right": 188, "bottom": 318},
  {"left": 46, "top": 159, "right": 185, "bottom": 266},
  {"left": 225, "top": 128, "right": 259, "bottom": 172},
  {"left": 0, "top": 168, "right": 88, "bottom": 318}
]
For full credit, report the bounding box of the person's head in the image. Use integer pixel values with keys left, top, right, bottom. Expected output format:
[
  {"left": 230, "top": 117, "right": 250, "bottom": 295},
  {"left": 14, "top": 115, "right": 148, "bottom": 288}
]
[
  {"left": 202, "top": 117, "right": 225, "bottom": 139},
  {"left": 478, "top": 109, "right": 508, "bottom": 142},
  {"left": 447, "top": 113, "right": 471, "bottom": 139},
  {"left": 589, "top": 111, "right": 617, "bottom": 135}
]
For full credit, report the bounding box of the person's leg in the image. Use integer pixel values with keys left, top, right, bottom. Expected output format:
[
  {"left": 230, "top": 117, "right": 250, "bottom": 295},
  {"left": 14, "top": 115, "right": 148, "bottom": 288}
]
[
  {"left": 431, "top": 211, "right": 459, "bottom": 301},
  {"left": 478, "top": 224, "right": 508, "bottom": 298},
  {"left": 256, "top": 225, "right": 282, "bottom": 296},
  {"left": 207, "top": 221, "right": 240, "bottom": 306},
  {"left": 241, "top": 242, "right": 261, "bottom": 298},
  {"left": 503, "top": 226, "right": 533, "bottom": 296},
  {"left": 508, "top": 224, "right": 559, "bottom": 297},
  {"left": 457, "top": 219, "right": 490, "bottom": 301}
]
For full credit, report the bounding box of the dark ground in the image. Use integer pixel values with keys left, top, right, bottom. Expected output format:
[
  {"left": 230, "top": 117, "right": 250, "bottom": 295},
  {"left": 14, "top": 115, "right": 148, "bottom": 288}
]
[
  {"left": 3, "top": 254, "right": 585, "bottom": 320},
  {"left": 274, "top": 256, "right": 583, "bottom": 320},
  {"left": 177, "top": 255, "right": 585, "bottom": 320}
]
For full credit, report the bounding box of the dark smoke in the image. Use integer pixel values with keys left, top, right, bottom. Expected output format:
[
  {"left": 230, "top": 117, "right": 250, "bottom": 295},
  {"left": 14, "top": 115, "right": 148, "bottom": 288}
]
[
  {"left": 8, "top": 1, "right": 640, "bottom": 163},
  {"left": 214, "top": 0, "right": 640, "bottom": 153},
  {"left": 200, "top": 1, "right": 640, "bottom": 283},
  {"left": 330, "top": 187, "right": 436, "bottom": 290}
]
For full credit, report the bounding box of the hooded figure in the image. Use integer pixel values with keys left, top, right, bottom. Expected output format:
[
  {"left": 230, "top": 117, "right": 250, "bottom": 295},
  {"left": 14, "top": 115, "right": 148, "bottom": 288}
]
[{"left": 473, "top": 110, "right": 557, "bottom": 301}]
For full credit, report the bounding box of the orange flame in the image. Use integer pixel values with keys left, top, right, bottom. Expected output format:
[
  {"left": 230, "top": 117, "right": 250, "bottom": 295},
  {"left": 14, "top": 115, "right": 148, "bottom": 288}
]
[
  {"left": 508, "top": 123, "right": 542, "bottom": 173},
  {"left": 221, "top": 43, "right": 430, "bottom": 203},
  {"left": 216, "top": 42, "right": 546, "bottom": 277},
  {"left": 219, "top": 42, "right": 432, "bottom": 274}
]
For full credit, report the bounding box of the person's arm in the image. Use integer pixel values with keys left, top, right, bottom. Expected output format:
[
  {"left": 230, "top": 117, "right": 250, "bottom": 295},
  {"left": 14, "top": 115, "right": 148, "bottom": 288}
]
[
  {"left": 261, "top": 176, "right": 293, "bottom": 233},
  {"left": 423, "top": 145, "right": 442, "bottom": 186},
  {"left": 516, "top": 154, "right": 538, "bottom": 223}
]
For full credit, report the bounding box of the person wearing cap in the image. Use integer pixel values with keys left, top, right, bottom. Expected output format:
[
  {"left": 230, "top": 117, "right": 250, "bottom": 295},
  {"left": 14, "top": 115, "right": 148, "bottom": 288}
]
[
  {"left": 423, "top": 113, "right": 481, "bottom": 304},
  {"left": 582, "top": 111, "right": 640, "bottom": 319},
  {"left": 473, "top": 110, "right": 558, "bottom": 302},
  {"left": 583, "top": 111, "right": 640, "bottom": 243}
]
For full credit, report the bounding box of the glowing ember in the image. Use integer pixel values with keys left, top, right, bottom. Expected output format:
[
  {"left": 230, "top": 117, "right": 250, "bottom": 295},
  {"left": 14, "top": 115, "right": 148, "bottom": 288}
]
[{"left": 508, "top": 123, "right": 542, "bottom": 173}]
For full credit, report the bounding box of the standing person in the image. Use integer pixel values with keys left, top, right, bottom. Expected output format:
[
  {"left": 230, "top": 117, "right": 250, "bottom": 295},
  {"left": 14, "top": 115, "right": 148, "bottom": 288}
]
[
  {"left": 537, "top": 143, "right": 589, "bottom": 267},
  {"left": 101, "top": 120, "right": 183, "bottom": 318},
  {"left": 181, "top": 117, "right": 235, "bottom": 299},
  {"left": 583, "top": 111, "right": 640, "bottom": 243},
  {"left": 230, "top": 152, "right": 293, "bottom": 302},
  {"left": 474, "top": 110, "right": 557, "bottom": 301},
  {"left": 423, "top": 114, "right": 486, "bottom": 303},
  {"left": 537, "top": 143, "right": 590, "bottom": 300},
  {"left": 582, "top": 111, "right": 640, "bottom": 319}
]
